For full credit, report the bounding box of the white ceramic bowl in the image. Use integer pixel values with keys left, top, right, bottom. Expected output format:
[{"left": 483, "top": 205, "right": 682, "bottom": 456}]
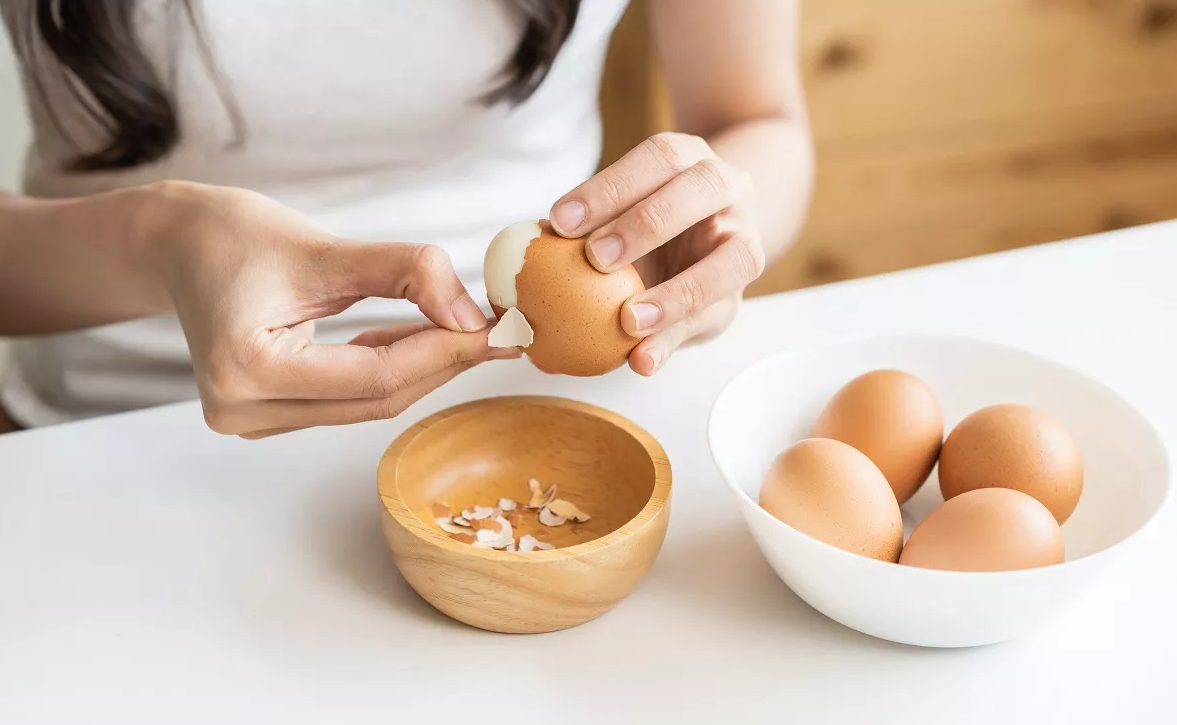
[{"left": 709, "top": 335, "right": 1172, "bottom": 648}]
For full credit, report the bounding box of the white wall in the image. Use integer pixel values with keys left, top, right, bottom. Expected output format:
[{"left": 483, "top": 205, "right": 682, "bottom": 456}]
[
  {"left": 0, "top": 26, "right": 28, "bottom": 189},
  {"left": 0, "top": 25, "right": 30, "bottom": 377}
]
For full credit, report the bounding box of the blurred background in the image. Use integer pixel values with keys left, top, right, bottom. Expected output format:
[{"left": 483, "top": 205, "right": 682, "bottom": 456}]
[
  {"left": 0, "top": 25, "right": 25, "bottom": 191},
  {"left": 2, "top": 0, "right": 1177, "bottom": 377},
  {"left": 0, "top": 24, "right": 29, "bottom": 374},
  {"left": 601, "top": 0, "right": 1177, "bottom": 295}
]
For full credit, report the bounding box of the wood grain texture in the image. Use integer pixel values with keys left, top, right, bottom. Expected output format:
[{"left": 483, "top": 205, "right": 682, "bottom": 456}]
[
  {"left": 750, "top": 93, "right": 1177, "bottom": 294},
  {"left": 377, "top": 396, "right": 672, "bottom": 634},
  {"left": 597, "top": 0, "right": 1177, "bottom": 296},
  {"left": 757, "top": 0, "right": 1177, "bottom": 293},
  {"left": 802, "top": 0, "right": 1177, "bottom": 143}
]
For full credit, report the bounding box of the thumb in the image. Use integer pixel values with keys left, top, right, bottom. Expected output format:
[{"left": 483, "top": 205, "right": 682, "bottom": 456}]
[{"left": 326, "top": 241, "right": 487, "bottom": 333}]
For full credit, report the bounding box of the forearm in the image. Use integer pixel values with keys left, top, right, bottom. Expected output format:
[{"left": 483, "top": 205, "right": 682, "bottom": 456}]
[
  {"left": 648, "top": 0, "right": 811, "bottom": 268},
  {"left": 0, "top": 187, "right": 171, "bottom": 335},
  {"left": 705, "top": 115, "right": 814, "bottom": 265}
]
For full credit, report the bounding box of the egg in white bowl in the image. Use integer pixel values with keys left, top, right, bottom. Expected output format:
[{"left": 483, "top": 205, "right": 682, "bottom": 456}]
[{"left": 708, "top": 334, "right": 1172, "bottom": 648}]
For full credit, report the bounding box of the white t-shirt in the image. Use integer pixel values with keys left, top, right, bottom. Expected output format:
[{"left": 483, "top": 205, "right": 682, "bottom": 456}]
[{"left": 1, "top": 0, "right": 629, "bottom": 426}]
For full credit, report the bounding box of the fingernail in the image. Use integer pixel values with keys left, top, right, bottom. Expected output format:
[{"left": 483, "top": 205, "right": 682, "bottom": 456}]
[
  {"left": 453, "top": 296, "right": 487, "bottom": 332},
  {"left": 644, "top": 348, "right": 663, "bottom": 374},
  {"left": 588, "top": 235, "right": 623, "bottom": 269},
  {"left": 627, "top": 301, "right": 662, "bottom": 332},
  {"left": 552, "top": 200, "right": 586, "bottom": 235}
]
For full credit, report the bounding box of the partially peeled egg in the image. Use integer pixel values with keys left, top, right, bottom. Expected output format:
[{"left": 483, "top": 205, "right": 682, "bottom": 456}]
[{"left": 484, "top": 220, "right": 644, "bottom": 376}]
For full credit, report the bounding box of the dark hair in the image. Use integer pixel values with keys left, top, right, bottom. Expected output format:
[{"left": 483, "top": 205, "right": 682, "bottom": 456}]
[{"left": 16, "top": 0, "right": 582, "bottom": 172}]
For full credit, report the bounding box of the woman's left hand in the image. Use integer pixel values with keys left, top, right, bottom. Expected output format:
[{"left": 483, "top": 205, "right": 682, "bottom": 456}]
[{"left": 548, "top": 132, "right": 765, "bottom": 376}]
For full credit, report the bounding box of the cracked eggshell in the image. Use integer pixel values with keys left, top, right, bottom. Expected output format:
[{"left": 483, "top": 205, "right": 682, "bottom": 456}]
[
  {"left": 483, "top": 219, "right": 645, "bottom": 377},
  {"left": 546, "top": 498, "right": 591, "bottom": 523},
  {"left": 487, "top": 306, "right": 533, "bottom": 348},
  {"left": 526, "top": 478, "right": 556, "bottom": 508}
]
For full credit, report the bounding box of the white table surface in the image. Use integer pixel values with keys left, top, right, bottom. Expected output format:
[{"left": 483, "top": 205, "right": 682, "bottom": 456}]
[{"left": 2, "top": 221, "right": 1176, "bottom": 724}]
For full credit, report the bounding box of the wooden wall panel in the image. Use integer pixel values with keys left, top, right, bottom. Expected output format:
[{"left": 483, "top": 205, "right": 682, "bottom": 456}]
[
  {"left": 749, "top": 94, "right": 1177, "bottom": 294},
  {"left": 599, "top": 0, "right": 1177, "bottom": 298},
  {"left": 802, "top": 0, "right": 1177, "bottom": 142},
  {"left": 751, "top": 0, "right": 1177, "bottom": 294}
]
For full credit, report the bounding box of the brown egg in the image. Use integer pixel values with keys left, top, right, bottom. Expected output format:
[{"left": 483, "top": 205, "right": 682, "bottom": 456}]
[
  {"left": 899, "top": 488, "right": 1065, "bottom": 571},
  {"left": 484, "top": 220, "right": 644, "bottom": 376},
  {"left": 759, "top": 438, "right": 904, "bottom": 562},
  {"left": 939, "top": 404, "right": 1084, "bottom": 524},
  {"left": 812, "top": 369, "right": 943, "bottom": 506}
]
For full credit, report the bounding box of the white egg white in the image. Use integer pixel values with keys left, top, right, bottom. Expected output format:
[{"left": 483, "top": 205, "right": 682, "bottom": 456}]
[{"left": 483, "top": 220, "right": 541, "bottom": 309}]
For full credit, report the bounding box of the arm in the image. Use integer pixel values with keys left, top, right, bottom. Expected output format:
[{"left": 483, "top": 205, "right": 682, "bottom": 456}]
[
  {"left": 649, "top": 0, "right": 813, "bottom": 266},
  {"left": 0, "top": 182, "right": 515, "bottom": 436},
  {"left": 0, "top": 187, "right": 170, "bottom": 335},
  {"left": 549, "top": 0, "right": 813, "bottom": 375}
]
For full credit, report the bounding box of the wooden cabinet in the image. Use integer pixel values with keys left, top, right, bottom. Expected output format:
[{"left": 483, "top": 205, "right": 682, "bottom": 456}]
[{"left": 599, "top": 0, "right": 1177, "bottom": 297}]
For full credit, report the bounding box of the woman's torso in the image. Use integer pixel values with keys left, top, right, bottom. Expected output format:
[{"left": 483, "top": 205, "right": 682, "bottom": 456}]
[{"left": 0, "top": 0, "right": 628, "bottom": 426}]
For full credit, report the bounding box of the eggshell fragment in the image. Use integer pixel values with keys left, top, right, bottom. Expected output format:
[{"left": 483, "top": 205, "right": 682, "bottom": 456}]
[
  {"left": 899, "top": 488, "right": 1065, "bottom": 571},
  {"left": 487, "top": 306, "right": 534, "bottom": 348},
  {"left": 526, "top": 478, "right": 556, "bottom": 508},
  {"left": 939, "top": 404, "right": 1084, "bottom": 524},
  {"left": 758, "top": 438, "right": 904, "bottom": 562},
  {"left": 546, "top": 498, "right": 591, "bottom": 523},
  {"left": 537, "top": 506, "right": 566, "bottom": 527},
  {"left": 484, "top": 220, "right": 644, "bottom": 377},
  {"left": 438, "top": 520, "right": 471, "bottom": 535},
  {"left": 812, "top": 369, "right": 943, "bottom": 505},
  {"left": 472, "top": 515, "right": 514, "bottom": 550},
  {"left": 518, "top": 534, "right": 553, "bottom": 552}
]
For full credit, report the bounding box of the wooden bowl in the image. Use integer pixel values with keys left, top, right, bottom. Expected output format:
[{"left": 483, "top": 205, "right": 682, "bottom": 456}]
[{"left": 377, "top": 395, "right": 672, "bottom": 634}]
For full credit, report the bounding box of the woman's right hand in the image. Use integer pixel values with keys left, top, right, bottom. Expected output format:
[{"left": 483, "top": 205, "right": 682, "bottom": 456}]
[{"left": 135, "top": 181, "right": 516, "bottom": 438}]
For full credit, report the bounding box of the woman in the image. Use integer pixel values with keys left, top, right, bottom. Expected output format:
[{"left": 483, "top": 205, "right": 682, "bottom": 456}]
[{"left": 0, "top": 0, "right": 812, "bottom": 437}]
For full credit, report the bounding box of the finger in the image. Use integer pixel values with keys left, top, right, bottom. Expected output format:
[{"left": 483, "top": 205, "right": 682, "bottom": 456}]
[
  {"left": 349, "top": 317, "right": 497, "bottom": 349},
  {"left": 289, "top": 319, "right": 316, "bottom": 339},
  {"left": 228, "top": 361, "right": 481, "bottom": 435},
  {"left": 239, "top": 427, "right": 302, "bottom": 440},
  {"left": 348, "top": 321, "right": 436, "bottom": 347},
  {"left": 327, "top": 241, "right": 487, "bottom": 332},
  {"left": 549, "top": 133, "right": 714, "bottom": 237},
  {"left": 629, "top": 321, "right": 692, "bottom": 377},
  {"left": 255, "top": 325, "right": 517, "bottom": 400},
  {"left": 582, "top": 159, "right": 743, "bottom": 273},
  {"left": 628, "top": 297, "right": 740, "bottom": 376},
  {"left": 620, "top": 233, "right": 764, "bottom": 337}
]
